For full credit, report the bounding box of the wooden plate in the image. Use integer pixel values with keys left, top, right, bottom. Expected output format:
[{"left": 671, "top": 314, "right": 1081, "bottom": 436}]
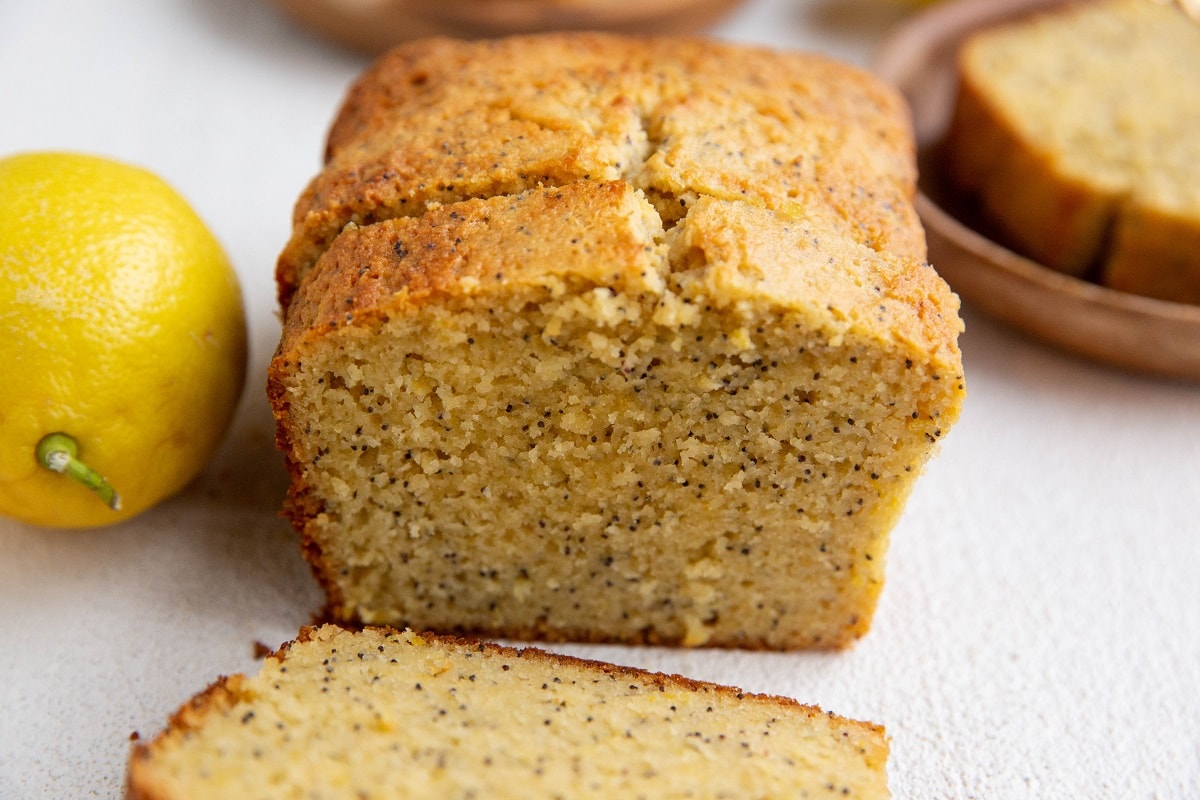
[
  {"left": 873, "top": 0, "right": 1200, "bottom": 382},
  {"left": 269, "top": 0, "right": 747, "bottom": 54}
]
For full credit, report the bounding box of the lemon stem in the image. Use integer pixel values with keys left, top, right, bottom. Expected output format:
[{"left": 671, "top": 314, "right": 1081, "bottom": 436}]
[{"left": 35, "top": 433, "right": 122, "bottom": 511}]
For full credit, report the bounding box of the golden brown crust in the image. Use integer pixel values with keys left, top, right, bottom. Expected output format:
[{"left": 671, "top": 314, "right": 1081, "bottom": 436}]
[
  {"left": 126, "top": 676, "right": 243, "bottom": 800},
  {"left": 275, "top": 181, "right": 960, "bottom": 381},
  {"left": 275, "top": 181, "right": 660, "bottom": 358},
  {"left": 1103, "top": 192, "right": 1200, "bottom": 305},
  {"left": 266, "top": 354, "right": 346, "bottom": 615},
  {"left": 275, "top": 33, "right": 924, "bottom": 308}
]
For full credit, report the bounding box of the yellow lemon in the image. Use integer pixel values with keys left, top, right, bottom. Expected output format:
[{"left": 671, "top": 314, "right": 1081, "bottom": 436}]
[{"left": 0, "top": 152, "right": 247, "bottom": 528}]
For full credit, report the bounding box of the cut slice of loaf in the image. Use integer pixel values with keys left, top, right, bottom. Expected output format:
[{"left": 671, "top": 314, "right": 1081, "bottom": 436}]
[
  {"left": 127, "top": 625, "right": 890, "bottom": 799},
  {"left": 269, "top": 34, "right": 966, "bottom": 650},
  {"left": 943, "top": 0, "right": 1200, "bottom": 303}
]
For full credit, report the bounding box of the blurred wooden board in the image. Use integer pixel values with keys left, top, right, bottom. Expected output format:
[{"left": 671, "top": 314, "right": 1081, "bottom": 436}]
[{"left": 269, "top": 0, "right": 747, "bottom": 53}]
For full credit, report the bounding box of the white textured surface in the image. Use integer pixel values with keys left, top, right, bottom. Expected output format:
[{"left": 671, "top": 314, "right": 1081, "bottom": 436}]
[{"left": 1, "top": 1, "right": 1198, "bottom": 797}]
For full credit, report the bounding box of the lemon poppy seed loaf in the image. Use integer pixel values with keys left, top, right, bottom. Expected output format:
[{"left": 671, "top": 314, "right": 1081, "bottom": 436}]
[
  {"left": 268, "top": 34, "right": 965, "bottom": 650},
  {"left": 127, "top": 625, "right": 891, "bottom": 799},
  {"left": 943, "top": 0, "right": 1200, "bottom": 303}
]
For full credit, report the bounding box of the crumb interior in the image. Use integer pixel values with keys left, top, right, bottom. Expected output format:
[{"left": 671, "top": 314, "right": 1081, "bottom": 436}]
[
  {"left": 138, "top": 628, "right": 889, "bottom": 798},
  {"left": 282, "top": 262, "right": 947, "bottom": 649}
]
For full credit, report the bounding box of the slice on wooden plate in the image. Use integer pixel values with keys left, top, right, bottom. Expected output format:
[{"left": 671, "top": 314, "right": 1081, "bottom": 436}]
[{"left": 874, "top": 0, "right": 1200, "bottom": 382}]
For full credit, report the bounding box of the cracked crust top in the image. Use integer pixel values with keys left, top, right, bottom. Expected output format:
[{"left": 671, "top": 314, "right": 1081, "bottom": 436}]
[{"left": 275, "top": 33, "right": 926, "bottom": 309}]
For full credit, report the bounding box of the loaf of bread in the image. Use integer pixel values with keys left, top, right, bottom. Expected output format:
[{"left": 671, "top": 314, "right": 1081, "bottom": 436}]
[
  {"left": 269, "top": 34, "right": 965, "bottom": 650},
  {"left": 127, "top": 625, "right": 891, "bottom": 798},
  {"left": 943, "top": 0, "right": 1200, "bottom": 304}
]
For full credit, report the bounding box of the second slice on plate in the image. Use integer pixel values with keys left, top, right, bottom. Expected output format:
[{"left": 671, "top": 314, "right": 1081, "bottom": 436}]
[{"left": 943, "top": 0, "right": 1200, "bottom": 304}]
